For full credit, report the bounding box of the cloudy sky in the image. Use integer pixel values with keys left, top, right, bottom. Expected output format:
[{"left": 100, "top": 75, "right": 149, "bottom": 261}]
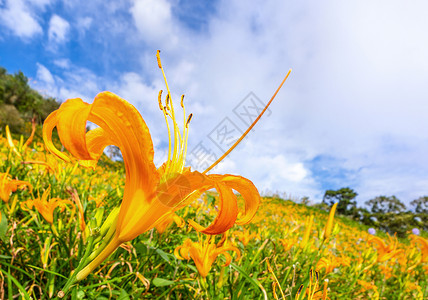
[{"left": 1, "top": 0, "right": 427, "bottom": 207}]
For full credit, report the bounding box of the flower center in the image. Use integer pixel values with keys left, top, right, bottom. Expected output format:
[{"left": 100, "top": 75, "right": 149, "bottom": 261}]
[{"left": 156, "top": 50, "right": 192, "bottom": 181}]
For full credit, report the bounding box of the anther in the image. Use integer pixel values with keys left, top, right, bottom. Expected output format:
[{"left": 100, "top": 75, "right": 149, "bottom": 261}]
[
  {"left": 296, "top": 284, "right": 304, "bottom": 295},
  {"left": 180, "top": 95, "right": 185, "bottom": 108},
  {"left": 186, "top": 113, "right": 193, "bottom": 126},
  {"left": 158, "top": 90, "right": 164, "bottom": 110},
  {"left": 156, "top": 50, "right": 162, "bottom": 69}
]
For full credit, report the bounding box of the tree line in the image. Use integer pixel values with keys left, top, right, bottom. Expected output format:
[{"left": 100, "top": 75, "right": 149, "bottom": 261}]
[
  {"left": 0, "top": 66, "right": 60, "bottom": 135},
  {"left": 319, "top": 187, "right": 427, "bottom": 237}
]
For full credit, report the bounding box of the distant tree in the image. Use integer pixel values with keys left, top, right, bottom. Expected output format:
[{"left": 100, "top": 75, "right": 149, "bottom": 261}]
[
  {"left": 365, "top": 195, "right": 406, "bottom": 214},
  {"left": 0, "top": 66, "right": 60, "bottom": 133},
  {"left": 322, "top": 187, "right": 358, "bottom": 216},
  {"left": 0, "top": 104, "right": 24, "bottom": 132},
  {"left": 410, "top": 196, "right": 428, "bottom": 214}
]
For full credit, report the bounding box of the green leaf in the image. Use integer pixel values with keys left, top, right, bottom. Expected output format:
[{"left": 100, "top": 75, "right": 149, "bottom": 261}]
[
  {"left": 230, "top": 263, "right": 268, "bottom": 300},
  {"left": 4, "top": 270, "right": 31, "bottom": 300},
  {"left": 118, "top": 289, "right": 131, "bottom": 300},
  {"left": 156, "top": 248, "right": 171, "bottom": 263},
  {"left": 0, "top": 210, "right": 8, "bottom": 242},
  {"left": 152, "top": 277, "right": 175, "bottom": 287}
]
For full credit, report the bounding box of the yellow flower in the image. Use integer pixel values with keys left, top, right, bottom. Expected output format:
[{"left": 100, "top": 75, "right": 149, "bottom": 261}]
[
  {"left": 174, "top": 234, "right": 240, "bottom": 277},
  {"left": 21, "top": 186, "right": 74, "bottom": 224},
  {"left": 323, "top": 202, "right": 338, "bottom": 241},
  {"left": 368, "top": 234, "right": 403, "bottom": 263},
  {"left": 410, "top": 234, "right": 428, "bottom": 263},
  {"left": 233, "top": 228, "right": 259, "bottom": 246},
  {"left": 43, "top": 52, "right": 291, "bottom": 283},
  {"left": 316, "top": 254, "right": 349, "bottom": 275},
  {"left": 300, "top": 215, "right": 314, "bottom": 249},
  {"left": 357, "top": 280, "right": 379, "bottom": 300},
  {"left": 0, "top": 168, "right": 32, "bottom": 202},
  {"left": 154, "top": 211, "right": 184, "bottom": 234}
]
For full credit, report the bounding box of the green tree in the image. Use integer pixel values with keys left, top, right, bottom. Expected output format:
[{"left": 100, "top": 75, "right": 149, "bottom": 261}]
[
  {"left": 322, "top": 187, "right": 358, "bottom": 216},
  {"left": 365, "top": 195, "right": 406, "bottom": 214},
  {"left": 0, "top": 66, "right": 60, "bottom": 134},
  {"left": 410, "top": 196, "right": 428, "bottom": 214}
]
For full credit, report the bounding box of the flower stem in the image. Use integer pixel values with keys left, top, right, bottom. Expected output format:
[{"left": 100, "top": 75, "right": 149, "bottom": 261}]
[{"left": 58, "top": 236, "right": 95, "bottom": 298}]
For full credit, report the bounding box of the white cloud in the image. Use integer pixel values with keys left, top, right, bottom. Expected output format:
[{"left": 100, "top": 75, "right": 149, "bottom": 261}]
[
  {"left": 36, "top": 63, "right": 54, "bottom": 85},
  {"left": 53, "top": 58, "right": 71, "bottom": 69},
  {"left": 0, "top": 0, "right": 43, "bottom": 38},
  {"left": 76, "top": 16, "right": 92, "bottom": 36},
  {"left": 33, "top": 63, "right": 100, "bottom": 102},
  {"left": 24, "top": 0, "right": 428, "bottom": 207},
  {"left": 130, "top": 0, "right": 180, "bottom": 47},
  {"left": 48, "top": 14, "right": 70, "bottom": 45}
]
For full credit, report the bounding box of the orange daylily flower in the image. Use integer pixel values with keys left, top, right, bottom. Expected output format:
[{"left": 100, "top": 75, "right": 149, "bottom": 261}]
[
  {"left": 43, "top": 52, "right": 290, "bottom": 284},
  {"left": 316, "top": 254, "right": 350, "bottom": 275},
  {"left": 174, "top": 234, "right": 240, "bottom": 277},
  {"left": 323, "top": 202, "right": 338, "bottom": 241},
  {"left": 154, "top": 211, "right": 184, "bottom": 234},
  {"left": 368, "top": 234, "right": 403, "bottom": 263},
  {"left": 300, "top": 215, "right": 314, "bottom": 249},
  {"left": 410, "top": 234, "right": 428, "bottom": 263},
  {"left": 21, "top": 186, "right": 74, "bottom": 224},
  {"left": 233, "top": 228, "right": 259, "bottom": 246},
  {"left": 5, "top": 119, "right": 36, "bottom": 156},
  {"left": 0, "top": 168, "right": 32, "bottom": 202}
]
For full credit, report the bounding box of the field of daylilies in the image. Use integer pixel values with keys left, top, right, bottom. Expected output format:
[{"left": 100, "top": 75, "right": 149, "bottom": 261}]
[
  {"left": 0, "top": 125, "right": 427, "bottom": 299},
  {"left": 0, "top": 55, "right": 427, "bottom": 300}
]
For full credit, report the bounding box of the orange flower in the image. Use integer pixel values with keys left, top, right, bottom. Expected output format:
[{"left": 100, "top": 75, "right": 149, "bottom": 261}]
[
  {"left": 368, "top": 234, "right": 403, "bottom": 263},
  {"left": 323, "top": 202, "right": 338, "bottom": 241},
  {"left": 300, "top": 215, "right": 314, "bottom": 249},
  {"left": 0, "top": 168, "right": 32, "bottom": 202},
  {"left": 21, "top": 186, "right": 74, "bottom": 224},
  {"left": 44, "top": 52, "right": 291, "bottom": 284},
  {"left": 410, "top": 234, "right": 428, "bottom": 263},
  {"left": 357, "top": 280, "right": 379, "bottom": 300},
  {"left": 316, "top": 254, "right": 350, "bottom": 275},
  {"left": 154, "top": 211, "right": 184, "bottom": 234},
  {"left": 174, "top": 234, "right": 240, "bottom": 277},
  {"left": 233, "top": 228, "right": 259, "bottom": 246}
]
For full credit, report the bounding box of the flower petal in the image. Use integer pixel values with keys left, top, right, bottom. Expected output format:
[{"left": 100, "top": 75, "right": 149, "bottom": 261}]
[
  {"left": 209, "top": 174, "right": 260, "bottom": 225},
  {"left": 43, "top": 111, "right": 70, "bottom": 162}
]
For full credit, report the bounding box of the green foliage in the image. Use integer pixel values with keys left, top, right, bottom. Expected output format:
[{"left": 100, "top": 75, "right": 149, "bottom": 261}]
[
  {"left": 0, "top": 66, "right": 60, "bottom": 134},
  {"left": 411, "top": 196, "right": 428, "bottom": 214},
  {"left": 322, "top": 187, "right": 358, "bottom": 216},
  {"left": 365, "top": 195, "right": 406, "bottom": 214}
]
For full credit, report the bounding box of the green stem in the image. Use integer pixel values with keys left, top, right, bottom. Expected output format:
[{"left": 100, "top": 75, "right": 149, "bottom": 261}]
[
  {"left": 58, "top": 236, "right": 95, "bottom": 298},
  {"left": 75, "top": 235, "right": 121, "bottom": 281}
]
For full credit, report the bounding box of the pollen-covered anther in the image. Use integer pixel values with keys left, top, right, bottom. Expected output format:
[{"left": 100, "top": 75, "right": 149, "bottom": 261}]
[
  {"left": 186, "top": 113, "right": 193, "bottom": 127},
  {"left": 180, "top": 95, "right": 185, "bottom": 108},
  {"left": 158, "top": 90, "right": 164, "bottom": 111},
  {"left": 165, "top": 94, "right": 171, "bottom": 110},
  {"left": 156, "top": 50, "right": 162, "bottom": 69}
]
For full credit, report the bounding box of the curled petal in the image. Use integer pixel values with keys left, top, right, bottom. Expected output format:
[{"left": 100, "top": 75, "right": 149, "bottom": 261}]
[
  {"left": 209, "top": 174, "right": 260, "bottom": 225},
  {"left": 43, "top": 111, "right": 70, "bottom": 162},
  {"left": 191, "top": 183, "right": 238, "bottom": 235},
  {"left": 56, "top": 98, "right": 92, "bottom": 160},
  {"left": 218, "top": 246, "right": 241, "bottom": 267}
]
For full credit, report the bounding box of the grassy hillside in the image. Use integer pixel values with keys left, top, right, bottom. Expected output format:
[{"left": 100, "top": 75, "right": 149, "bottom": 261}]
[{"left": 0, "top": 127, "right": 426, "bottom": 299}]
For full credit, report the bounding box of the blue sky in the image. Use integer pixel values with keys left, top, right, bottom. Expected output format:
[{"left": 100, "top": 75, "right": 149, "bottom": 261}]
[{"left": 1, "top": 0, "right": 428, "bottom": 207}]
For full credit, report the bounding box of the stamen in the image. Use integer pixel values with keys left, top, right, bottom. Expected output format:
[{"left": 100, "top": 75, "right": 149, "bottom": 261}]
[
  {"left": 202, "top": 69, "right": 292, "bottom": 174},
  {"left": 158, "top": 90, "right": 164, "bottom": 110},
  {"left": 186, "top": 113, "right": 193, "bottom": 126},
  {"left": 180, "top": 95, "right": 185, "bottom": 108},
  {"left": 156, "top": 50, "right": 162, "bottom": 69},
  {"left": 166, "top": 93, "right": 170, "bottom": 107}
]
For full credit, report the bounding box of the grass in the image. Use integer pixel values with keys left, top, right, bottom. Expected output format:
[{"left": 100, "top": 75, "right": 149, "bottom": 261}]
[{"left": 0, "top": 129, "right": 427, "bottom": 299}]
